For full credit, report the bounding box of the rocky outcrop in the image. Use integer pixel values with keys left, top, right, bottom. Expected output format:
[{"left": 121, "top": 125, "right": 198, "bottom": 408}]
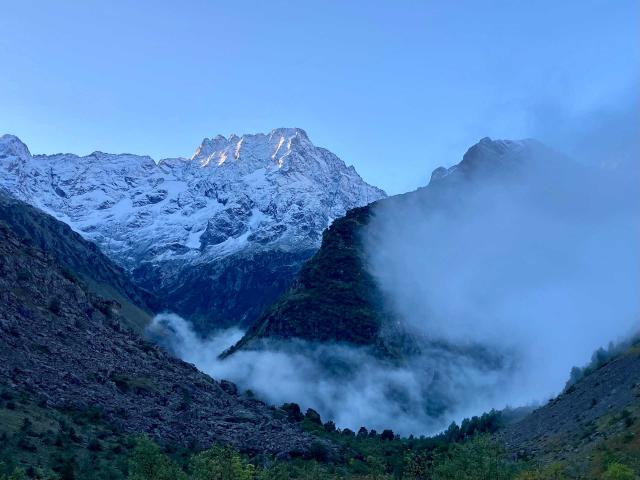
[{"left": 0, "top": 202, "right": 314, "bottom": 456}]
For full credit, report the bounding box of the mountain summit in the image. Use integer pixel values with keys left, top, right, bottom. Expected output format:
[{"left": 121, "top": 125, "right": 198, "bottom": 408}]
[
  {"left": 0, "top": 129, "right": 385, "bottom": 331},
  {"left": 191, "top": 128, "right": 312, "bottom": 170}
]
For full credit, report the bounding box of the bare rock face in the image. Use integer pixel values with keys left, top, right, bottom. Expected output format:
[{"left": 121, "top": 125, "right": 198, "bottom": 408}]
[
  {"left": 0, "top": 129, "right": 385, "bottom": 331},
  {"left": 0, "top": 205, "right": 314, "bottom": 457}
]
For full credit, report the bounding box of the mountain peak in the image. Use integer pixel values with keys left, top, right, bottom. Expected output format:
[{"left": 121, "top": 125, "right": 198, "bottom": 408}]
[
  {"left": 196, "top": 128, "right": 308, "bottom": 150},
  {"left": 462, "top": 137, "right": 541, "bottom": 161},
  {"left": 268, "top": 127, "right": 309, "bottom": 140},
  {"left": 191, "top": 127, "right": 317, "bottom": 169},
  {"left": 0, "top": 134, "right": 31, "bottom": 159},
  {"left": 429, "top": 137, "right": 550, "bottom": 185}
]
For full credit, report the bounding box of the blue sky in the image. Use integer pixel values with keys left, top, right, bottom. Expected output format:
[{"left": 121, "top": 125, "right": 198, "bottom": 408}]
[{"left": 1, "top": 1, "right": 638, "bottom": 194}]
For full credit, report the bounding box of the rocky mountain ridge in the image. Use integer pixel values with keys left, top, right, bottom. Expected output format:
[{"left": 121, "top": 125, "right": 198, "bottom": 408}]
[{"left": 0, "top": 129, "right": 385, "bottom": 331}]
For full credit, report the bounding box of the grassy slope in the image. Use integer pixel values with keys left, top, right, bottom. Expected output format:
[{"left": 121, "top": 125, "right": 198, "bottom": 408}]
[{"left": 0, "top": 384, "right": 133, "bottom": 479}]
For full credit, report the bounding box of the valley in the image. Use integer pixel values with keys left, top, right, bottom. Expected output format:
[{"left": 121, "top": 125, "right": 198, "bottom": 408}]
[
  {"left": 2, "top": 2, "right": 638, "bottom": 477},
  {"left": 1, "top": 130, "right": 637, "bottom": 478},
  {"left": 0, "top": 130, "right": 640, "bottom": 478}
]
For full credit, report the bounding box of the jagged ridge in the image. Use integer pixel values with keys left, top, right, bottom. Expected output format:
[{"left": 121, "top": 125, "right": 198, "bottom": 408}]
[{"left": 0, "top": 130, "right": 385, "bottom": 331}]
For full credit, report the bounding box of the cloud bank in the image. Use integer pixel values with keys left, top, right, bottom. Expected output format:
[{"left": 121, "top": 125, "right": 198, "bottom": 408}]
[{"left": 364, "top": 133, "right": 640, "bottom": 409}]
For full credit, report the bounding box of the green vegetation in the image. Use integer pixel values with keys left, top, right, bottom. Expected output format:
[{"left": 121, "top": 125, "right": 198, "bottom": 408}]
[
  {"left": 1, "top": 385, "right": 637, "bottom": 479},
  {"left": 228, "top": 206, "right": 391, "bottom": 355},
  {"left": 128, "top": 437, "right": 186, "bottom": 480},
  {"left": 121, "top": 434, "right": 516, "bottom": 479},
  {"left": 565, "top": 335, "right": 640, "bottom": 391},
  {"left": 81, "top": 276, "right": 152, "bottom": 333},
  {"left": 0, "top": 192, "right": 156, "bottom": 334},
  {"left": 602, "top": 463, "right": 635, "bottom": 480},
  {"left": 0, "top": 385, "right": 132, "bottom": 480}
]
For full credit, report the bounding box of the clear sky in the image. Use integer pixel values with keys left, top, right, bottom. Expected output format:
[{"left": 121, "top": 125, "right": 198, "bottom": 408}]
[{"left": 1, "top": 1, "right": 638, "bottom": 194}]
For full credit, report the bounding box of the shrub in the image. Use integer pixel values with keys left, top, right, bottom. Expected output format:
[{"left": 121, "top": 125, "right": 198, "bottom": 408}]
[
  {"left": 304, "top": 408, "right": 322, "bottom": 425},
  {"left": 16, "top": 437, "right": 37, "bottom": 452},
  {"left": 58, "top": 457, "right": 77, "bottom": 480},
  {"left": 404, "top": 450, "right": 433, "bottom": 480},
  {"left": 190, "top": 445, "right": 254, "bottom": 480},
  {"left": 128, "top": 436, "right": 185, "bottom": 480},
  {"left": 280, "top": 403, "right": 304, "bottom": 422},
  {"left": 432, "top": 435, "right": 514, "bottom": 480},
  {"left": 323, "top": 420, "right": 336, "bottom": 433},
  {"left": 87, "top": 438, "right": 102, "bottom": 452},
  {"left": 514, "top": 463, "right": 567, "bottom": 479},
  {"left": 307, "top": 440, "right": 329, "bottom": 462},
  {"left": 255, "top": 463, "right": 290, "bottom": 480},
  {"left": 60, "top": 268, "right": 77, "bottom": 283},
  {"left": 603, "top": 463, "right": 635, "bottom": 480},
  {"left": 380, "top": 429, "right": 395, "bottom": 441},
  {"left": 0, "top": 391, "right": 13, "bottom": 401},
  {"left": 20, "top": 418, "right": 33, "bottom": 433},
  {"left": 109, "top": 373, "right": 154, "bottom": 395},
  {"left": 76, "top": 405, "right": 104, "bottom": 423},
  {"left": 0, "top": 467, "right": 28, "bottom": 480},
  {"left": 620, "top": 408, "right": 634, "bottom": 428}
]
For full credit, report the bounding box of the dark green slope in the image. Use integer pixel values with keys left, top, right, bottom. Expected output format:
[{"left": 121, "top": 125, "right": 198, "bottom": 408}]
[
  {"left": 0, "top": 190, "right": 157, "bottom": 331},
  {"left": 223, "top": 204, "right": 392, "bottom": 356}
]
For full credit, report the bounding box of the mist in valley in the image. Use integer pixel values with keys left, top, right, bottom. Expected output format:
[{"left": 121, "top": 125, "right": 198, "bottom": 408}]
[
  {"left": 148, "top": 313, "right": 521, "bottom": 436},
  {"left": 149, "top": 95, "right": 640, "bottom": 437},
  {"left": 364, "top": 96, "right": 640, "bottom": 415}
]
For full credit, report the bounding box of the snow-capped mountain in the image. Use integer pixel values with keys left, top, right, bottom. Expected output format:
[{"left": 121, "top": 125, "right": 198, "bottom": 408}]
[{"left": 0, "top": 128, "right": 386, "bottom": 331}]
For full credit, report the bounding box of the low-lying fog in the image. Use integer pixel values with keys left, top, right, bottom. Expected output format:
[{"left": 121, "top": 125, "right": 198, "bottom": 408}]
[
  {"left": 149, "top": 313, "right": 522, "bottom": 435},
  {"left": 148, "top": 97, "right": 639, "bottom": 436}
]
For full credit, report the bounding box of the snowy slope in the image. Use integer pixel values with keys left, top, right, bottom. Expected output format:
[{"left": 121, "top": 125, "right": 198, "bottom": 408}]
[{"left": 0, "top": 128, "right": 386, "bottom": 330}]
